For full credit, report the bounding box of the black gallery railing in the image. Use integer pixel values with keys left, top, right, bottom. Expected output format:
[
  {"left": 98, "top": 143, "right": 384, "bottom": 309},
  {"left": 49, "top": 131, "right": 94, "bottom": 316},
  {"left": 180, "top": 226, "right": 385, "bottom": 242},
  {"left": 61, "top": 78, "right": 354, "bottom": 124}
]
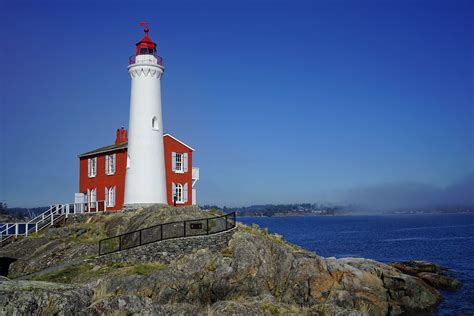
[{"left": 99, "top": 212, "right": 236, "bottom": 256}]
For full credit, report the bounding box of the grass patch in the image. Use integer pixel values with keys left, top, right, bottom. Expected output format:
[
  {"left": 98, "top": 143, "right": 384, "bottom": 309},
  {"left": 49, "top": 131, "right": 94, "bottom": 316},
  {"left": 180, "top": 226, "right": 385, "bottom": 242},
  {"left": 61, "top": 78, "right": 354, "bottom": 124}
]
[
  {"left": 71, "top": 222, "right": 108, "bottom": 244},
  {"left": 34, "top": 263, "right": 94, "bottom": 283},
  {"left": 260, "top": 302, "right": 281, "bottom": 315},
  {"left": 128, "top": 262, "right": 167, "bottom": 275},
  {"left": 238, "top": 223, "right": 304, "bottom": 252},
  {"left": 221, "top": 246, "right": 233, "bottom": 258}
]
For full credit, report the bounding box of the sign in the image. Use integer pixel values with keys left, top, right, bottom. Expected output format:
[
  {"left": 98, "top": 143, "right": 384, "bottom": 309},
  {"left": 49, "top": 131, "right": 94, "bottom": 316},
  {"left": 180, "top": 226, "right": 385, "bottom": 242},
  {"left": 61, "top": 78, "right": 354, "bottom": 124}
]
[{"left": 190, "top": 223, "right": 202, "bottom": 229}]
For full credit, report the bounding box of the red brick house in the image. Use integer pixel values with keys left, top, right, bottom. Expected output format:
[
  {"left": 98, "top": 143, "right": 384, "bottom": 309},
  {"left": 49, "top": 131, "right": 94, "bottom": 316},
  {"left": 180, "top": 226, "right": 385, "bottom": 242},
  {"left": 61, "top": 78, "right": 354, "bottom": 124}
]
[{"left": 78, "top": 127, "right": 199, "bottom": 210}]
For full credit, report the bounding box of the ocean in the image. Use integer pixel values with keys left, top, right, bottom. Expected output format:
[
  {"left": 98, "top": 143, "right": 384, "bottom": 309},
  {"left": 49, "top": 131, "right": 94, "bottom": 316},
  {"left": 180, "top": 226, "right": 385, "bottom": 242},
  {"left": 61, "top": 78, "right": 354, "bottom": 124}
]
[{"left": 238, "top": 213, "right": 474, "bottom": 315}]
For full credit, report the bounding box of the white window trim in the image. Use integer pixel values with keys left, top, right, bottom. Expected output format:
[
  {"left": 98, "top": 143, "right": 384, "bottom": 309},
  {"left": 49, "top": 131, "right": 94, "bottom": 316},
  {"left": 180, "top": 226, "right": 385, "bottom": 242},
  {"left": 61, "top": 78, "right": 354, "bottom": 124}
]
[
  {"left": 105, "top": 186, "right": 115, "bottom": 207},
  {"left": 88, "top": 157, "right": 97, "bottom": 178},
  {"left": 105, "top": 154, "right": 116, "bottom": 175},
  {"left": 174, "top": 153, "right": 184, "bottom": 173},
  {"left": 175, "top": 183, "right": 184, "bottom": 204}
]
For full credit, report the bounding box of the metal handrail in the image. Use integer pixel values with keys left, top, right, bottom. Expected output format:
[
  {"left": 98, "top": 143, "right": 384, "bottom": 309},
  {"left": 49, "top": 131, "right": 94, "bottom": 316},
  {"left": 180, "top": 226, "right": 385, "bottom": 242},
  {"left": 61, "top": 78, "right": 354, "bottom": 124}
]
[{"left": 99, "top": 212, "right": 236, "bottom": 256}]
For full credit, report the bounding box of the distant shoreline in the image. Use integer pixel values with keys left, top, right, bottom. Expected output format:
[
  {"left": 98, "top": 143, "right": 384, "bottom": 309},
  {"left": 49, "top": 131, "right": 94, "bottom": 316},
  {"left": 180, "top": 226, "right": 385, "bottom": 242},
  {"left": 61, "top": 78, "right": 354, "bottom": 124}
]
[{"left": 236, "top": 210, "right": 474, "bottom": 217}]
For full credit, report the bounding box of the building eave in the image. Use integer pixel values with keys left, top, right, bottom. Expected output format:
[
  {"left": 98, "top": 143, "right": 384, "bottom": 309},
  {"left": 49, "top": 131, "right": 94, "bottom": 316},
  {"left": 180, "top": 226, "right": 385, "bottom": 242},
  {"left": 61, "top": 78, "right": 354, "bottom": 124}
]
[
  {"left": 78, "top": 142, "right": 128, "bottom": 158},
  {"left": 78, "top": 133, "right": 195, "bottom": 158}
]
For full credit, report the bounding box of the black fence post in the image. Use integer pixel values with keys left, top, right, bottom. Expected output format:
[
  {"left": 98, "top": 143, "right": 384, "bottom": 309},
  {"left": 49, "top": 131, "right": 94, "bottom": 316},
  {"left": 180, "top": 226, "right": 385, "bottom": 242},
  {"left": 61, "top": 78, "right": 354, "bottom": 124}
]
[
  {"left": 225, "top": 214, "right": 228, "bottom": 231},
  {"left": 160, "top": 224, "right": 163, "bottom": 240},
  {"left": 183, "top": 221, "right": 186, "bottom": 237},
  {"left": 139, "top": 230, "right": 142, "bottom": 246},
  {"left": 233, "top": 212, "right": 236, "bottom": 227},
  {"left": 206, "top": 218, "right": 210, "bottom": 235},
  {"left": 119, "top": 236, "right": 122, "bottom": 251}
]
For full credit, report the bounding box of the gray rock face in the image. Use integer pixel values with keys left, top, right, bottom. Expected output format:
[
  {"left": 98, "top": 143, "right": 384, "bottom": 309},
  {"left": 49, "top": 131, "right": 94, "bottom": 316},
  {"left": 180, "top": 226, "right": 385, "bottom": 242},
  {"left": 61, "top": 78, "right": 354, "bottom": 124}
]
[
  {"left": 85, "top": 228, "right": 442, "bottom": 315},
  {"left": 0, "top": 280, "right": 92, "bottom": 315},
  {"left": 390, "top": 260, "right": 463, "bottom": 290}
]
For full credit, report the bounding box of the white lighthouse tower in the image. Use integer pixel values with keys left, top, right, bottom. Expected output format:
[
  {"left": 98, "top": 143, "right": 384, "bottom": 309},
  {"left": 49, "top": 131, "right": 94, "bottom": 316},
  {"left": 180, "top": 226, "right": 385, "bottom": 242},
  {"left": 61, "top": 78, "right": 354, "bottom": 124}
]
[{"left": 124, "top": 24, "right": 167, "bottom": 207}]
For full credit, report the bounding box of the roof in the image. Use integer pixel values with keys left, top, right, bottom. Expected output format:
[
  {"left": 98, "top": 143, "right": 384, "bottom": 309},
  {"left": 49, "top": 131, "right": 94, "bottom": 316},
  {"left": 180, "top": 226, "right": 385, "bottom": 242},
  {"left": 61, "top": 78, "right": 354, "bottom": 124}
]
[
  {"left": 78, "top": 142, "right": 128, "bottom": 158},
  {"left": 136, "top": 28, "right": 156, "bottom": 47},
  {"left": 78, "top": 133, "right": 194, "bottom": 158}
]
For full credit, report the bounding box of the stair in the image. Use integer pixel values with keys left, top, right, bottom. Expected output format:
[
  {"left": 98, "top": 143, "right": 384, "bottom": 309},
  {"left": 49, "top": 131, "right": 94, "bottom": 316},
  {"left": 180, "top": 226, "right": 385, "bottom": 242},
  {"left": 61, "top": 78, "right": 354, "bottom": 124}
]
[{"left": 0, "top": 201, "right": 107, "bottom": 247}]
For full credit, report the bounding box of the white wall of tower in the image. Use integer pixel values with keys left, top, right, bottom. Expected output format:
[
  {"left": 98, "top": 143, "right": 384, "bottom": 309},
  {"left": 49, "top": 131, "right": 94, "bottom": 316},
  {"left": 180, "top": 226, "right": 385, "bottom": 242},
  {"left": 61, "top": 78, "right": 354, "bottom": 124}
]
[{"left": 124, "top": 57, "right": 167, "bottom": 206}]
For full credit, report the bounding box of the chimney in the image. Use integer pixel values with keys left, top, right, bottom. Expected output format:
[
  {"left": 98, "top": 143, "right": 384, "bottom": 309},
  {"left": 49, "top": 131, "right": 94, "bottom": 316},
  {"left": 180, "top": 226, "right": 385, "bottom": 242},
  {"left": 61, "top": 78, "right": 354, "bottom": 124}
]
[{"left": 115, "top": 127, "right": 128, "bottom": 144}]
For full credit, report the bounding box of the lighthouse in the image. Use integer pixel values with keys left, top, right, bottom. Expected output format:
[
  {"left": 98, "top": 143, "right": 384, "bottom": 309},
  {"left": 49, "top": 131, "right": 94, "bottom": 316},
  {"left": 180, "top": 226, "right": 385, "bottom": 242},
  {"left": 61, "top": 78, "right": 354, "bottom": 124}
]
[{"left": 124, "top": 24, "right": 167, "bottom": 207}]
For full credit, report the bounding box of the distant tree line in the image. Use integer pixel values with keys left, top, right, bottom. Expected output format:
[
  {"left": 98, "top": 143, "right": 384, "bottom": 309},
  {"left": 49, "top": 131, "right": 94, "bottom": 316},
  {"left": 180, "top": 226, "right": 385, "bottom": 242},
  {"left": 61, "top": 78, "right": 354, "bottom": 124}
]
[
  {"left": 200, "top": 203, "right": 346, "bottom": 217},
  {"left": 0, "top": 201, "right": 49, "bottom": 220}
]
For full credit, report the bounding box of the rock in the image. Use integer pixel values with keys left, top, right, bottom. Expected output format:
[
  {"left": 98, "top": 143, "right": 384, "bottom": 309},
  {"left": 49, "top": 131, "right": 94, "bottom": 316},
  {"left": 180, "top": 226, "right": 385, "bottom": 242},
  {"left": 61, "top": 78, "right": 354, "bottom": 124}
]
[
  {"left": 0, "top": 280, "right": 92, "bottom": 315},
  {"left": 390, "top": 260, "right": 447, "bottom": 275},
  {"left": 417, "top": 271, "right": 463, "bottom": 290},
  {"left": 0, "top": 206, "right": 457, "bottom": 315},
  {"left": 390, "top": 260, "right": 462, "bottom": 290},
  {"left": 89, "top": 228, "right": 442, "bottom": 315}
]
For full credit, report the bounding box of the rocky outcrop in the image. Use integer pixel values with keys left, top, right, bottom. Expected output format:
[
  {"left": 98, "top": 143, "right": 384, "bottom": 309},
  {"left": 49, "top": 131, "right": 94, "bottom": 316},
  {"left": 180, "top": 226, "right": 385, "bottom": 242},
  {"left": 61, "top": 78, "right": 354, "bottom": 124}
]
[
  {"left": 390, "top": 260, "right": 462, "bottom": 290},
  {"left": 0, "top": 280, "right": 92, "bottom": 315},
  {"left": 0, "top": 207, "right": 461, "bottom": 315},
  {"left": 0, "top": 206, "right": 224, "bottom": 277}
]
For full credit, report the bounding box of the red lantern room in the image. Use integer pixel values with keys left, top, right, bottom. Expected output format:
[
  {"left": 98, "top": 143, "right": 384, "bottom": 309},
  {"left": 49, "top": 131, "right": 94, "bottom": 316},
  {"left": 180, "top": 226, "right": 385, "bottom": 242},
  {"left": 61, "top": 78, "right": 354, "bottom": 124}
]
[
  {"left": 136, "top": 24, "right": 157, "bottom": 56},
  {"left": 129, "top": 22, "right": 163, "bottom": 66}
]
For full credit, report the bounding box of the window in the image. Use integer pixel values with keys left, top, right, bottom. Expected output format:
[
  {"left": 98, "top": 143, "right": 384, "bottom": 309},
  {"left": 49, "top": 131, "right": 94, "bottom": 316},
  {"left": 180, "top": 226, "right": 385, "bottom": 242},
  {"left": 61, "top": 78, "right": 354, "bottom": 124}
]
[
  {"left": 105, "top": 186, "right": 115, "bottom": 207},
  {"left": 88, "top": 157, "right": 97, "bottom": 177},
  {"left": 105, "top": 154, "right": 116, "bottom": 175},
  {"left": 87, "top": 188, "right": 96, "bottom": 208},
  {"left": 174, "top": 183, "right": 183, "bottom": 203},
  {"left": 91, "top": 188, "right": 96, "bottom": 203},
  {"left": 172, "top": 152, "right": 188, "bottom": 173},
  {"left": 172, "top": 182, "right": 188, "bottom": 204},
  {"left": 152, "top": 116, "right": 159, "bottom": 130},
  {"left": 139, "top": 47, "right": 155, "bottom": 55},
  {"left": 175, "top": 153, "right": 183, "bottom": 172}
]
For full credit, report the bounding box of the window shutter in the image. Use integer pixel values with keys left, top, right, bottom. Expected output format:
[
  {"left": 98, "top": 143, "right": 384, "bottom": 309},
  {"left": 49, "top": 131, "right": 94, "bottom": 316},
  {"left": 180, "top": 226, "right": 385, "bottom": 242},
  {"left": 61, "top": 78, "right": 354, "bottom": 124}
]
[
  {"left": 183, "top": 153, "right": 188, "bottom": 172},
  {"left": 105, "top": 187, "right": 109, "bottom": 206},
  {"left": 94, "top": 158, "right": 97, "bottom": 176},
  {"left": 90, "top": 158, "right": 96, "bottom": 177},
  {"left": 172, "top": 182, "right": 176, "bottom": 199},
  {"left": 112, "top": 154, "right": 116, "bottom": 174},
  {"left": 88, "top": 159, "right": 91, "bottom": 177},
  {"left": 87, "top": 189, "right": 90, "bottom": 203},
  {"left": 172, "top": 152, "right": 176, "bottom": 171},
  {"left": 112, "top": 186, "right": 116, "bottom": 207},
  {"left": 184, "top": 183, "right": 188, "bottom": 203},
  {"left": 105, "top": 155, "right": 109, "bottom": 175}
]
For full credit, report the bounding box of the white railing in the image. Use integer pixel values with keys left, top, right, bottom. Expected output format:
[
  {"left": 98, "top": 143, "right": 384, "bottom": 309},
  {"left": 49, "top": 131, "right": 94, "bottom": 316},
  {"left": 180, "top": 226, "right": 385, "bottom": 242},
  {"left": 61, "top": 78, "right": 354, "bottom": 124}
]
[
  {"left": 0, "top": 200, "right": 107, "bottom": 244},
  {"left": 192, "top": 167, "right": 200, "bottom": 181},
  {"left": 192, "top": 167, "right": 200, "bottom": 188}
]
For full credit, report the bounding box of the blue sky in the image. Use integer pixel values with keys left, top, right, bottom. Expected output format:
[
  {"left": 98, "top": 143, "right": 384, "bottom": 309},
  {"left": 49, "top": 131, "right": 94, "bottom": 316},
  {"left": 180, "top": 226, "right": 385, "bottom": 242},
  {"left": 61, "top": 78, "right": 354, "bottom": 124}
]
[{"left": 0, "top": 0, "right": 472, "bottom": 208}]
